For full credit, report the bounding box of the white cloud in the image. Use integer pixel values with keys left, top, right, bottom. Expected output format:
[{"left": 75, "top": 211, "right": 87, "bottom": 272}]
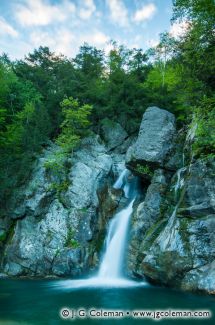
[
  {"left": 169, "top": 21, "right": 189, "bottom": 38},
  {"left": 30, "top": 31, "right": 56, "bottom": 48},
  {"left": 74, "top": 31, "right": 109, "bottom": 52},
  {"left": 29, "top": 28, "right": 109, "bottom": 57},
  {"left": 84, "top": 31, "right": 109, "bottom": 46},
  {"left": 133, "top": 3, "right": 157, "bottom": 23},
  {"left": 0, "top": 17, "right": 18, "bottom": 37},
  {"left": 79, "top": 0, "right": 96, "bottom": 20},
  {"left": 106, "top": 0, "right": 129, "bottom": 27},
  {"left": 30, "top": 28, "right": 75, "bottom": 56},
  {"left": 54, "top": 29, "right": 77, "bottom": 56},
  {"left": 15, "top": 0, "right": 75, "bottom": 27}
]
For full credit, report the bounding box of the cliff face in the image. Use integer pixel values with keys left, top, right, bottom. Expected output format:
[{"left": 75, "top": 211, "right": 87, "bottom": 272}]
[
  {"left": 0, "top": 108, "right": 214, "bottom": 296},
  {"left": 0, "top": 125, "right": 131, "bottom": 277},
  {"left": 126, "top": 107, "right": 215, "bottom": 295}
]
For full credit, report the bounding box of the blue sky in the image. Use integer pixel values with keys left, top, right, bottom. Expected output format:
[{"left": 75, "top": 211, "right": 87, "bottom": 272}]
[{"left": 0, "top": 0, "right": 181, "bottom": 60}]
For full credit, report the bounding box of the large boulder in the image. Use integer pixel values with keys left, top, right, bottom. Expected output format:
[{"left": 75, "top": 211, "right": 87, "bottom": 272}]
[
  {"left": 126, "top": 107, "right": 176, "bottom": 173},
  {"left": 101, "top": 118, "right": 128, "bottom": 151}
]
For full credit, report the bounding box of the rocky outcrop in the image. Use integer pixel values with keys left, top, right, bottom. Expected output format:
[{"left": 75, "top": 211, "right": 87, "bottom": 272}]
[
  {"left": 127, "top": 144, "right": 215, "bottom": 294},
  {"left": 126, "top": 106, "right": 177, "bottom": 174},
  {"left": 1, "top": 135, "right": 115, "bottom": 276},
  {"left": 101, "top": 118, "right": 128, "bottom": 151},
  {"left": 1, "top": 104, "right": 214, "bottom": 297},
  {"left": 125, "top": 106, "right": 215, "bottom": 295},
  {"left": 127, "top": 169, "right": 171, "bottom": 276}
]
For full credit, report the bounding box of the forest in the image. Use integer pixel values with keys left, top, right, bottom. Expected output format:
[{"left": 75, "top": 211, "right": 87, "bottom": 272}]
[{"left": 0, "top": 0, "right": 214, "bottom": 208}]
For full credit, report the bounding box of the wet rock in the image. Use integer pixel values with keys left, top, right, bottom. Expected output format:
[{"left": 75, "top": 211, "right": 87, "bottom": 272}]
[
  {"left": 111, "top": 153, "right": 126, "bottom": 179},
  {"left": 52, "top": 248, "right": 84, "bottom": 276},
  {"left": 181, "top": 261, "right": 215, "bottom": 294},
  {"left": 0, "top": 273, "right": 8, "bottom": 278},
  {"left": 98, "top": 185, "right": 123, "bottom": 221}
]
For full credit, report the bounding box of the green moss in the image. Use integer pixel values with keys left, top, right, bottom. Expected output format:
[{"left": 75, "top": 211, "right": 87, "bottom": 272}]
[
  {"left": 55, "top": 248, "right": 61, "bottom": 257},
  {"left": 65, "top": 229, "right": 80, "bottom": 249},
  {"left": 0, "top": 231, "right": 7, "bottom": 243},
  {"left": 134, "top": 164, "right": 153, "bottom": 177},
  {"left": 94, "top": 230, "right": 106, "bottom": 253},
  {"left": 159, "top": 201, "right": 171, "bottom": 219},
  {"left": 78, "top": 207, "right": 88, "bottom": 213},
  {"left": 67, "top": 239, "right": 80, "bottom": 249},
  {"left": 178, "top": 217, "right": 191, "bottom": 252},
  {"left": 48, "top": 180, "right": 69, "bottom": 193},
  {"left": 142, "top": 218, "right": 168, "bottom": 251},
  {"left": 7, "top": 222, "right": 16, "bottom": 245}
]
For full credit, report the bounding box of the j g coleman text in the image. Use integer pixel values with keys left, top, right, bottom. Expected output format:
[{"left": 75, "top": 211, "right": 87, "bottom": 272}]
[{"left": 60, "top": 307, "right": 211, "bottom": 321}]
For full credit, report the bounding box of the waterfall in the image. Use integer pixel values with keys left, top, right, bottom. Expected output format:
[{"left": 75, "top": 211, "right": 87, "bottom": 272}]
[
  {"left": 113, "top": 169, "right": 128, "bottom": 189},
  {"left": 52, "top": 169, "right": 146, "bottom": 289},
  {"left": 113, "top": 169, "right": 131, "bottom": 198},
  {"left": 98, "top": 198, "right": 135, "bottom": 279},
  {"left": 114, "top": 168, "right": 138, "bottom": 199},
  {"left": 97, "top": 169, "right": 137, "bottom": 280}
]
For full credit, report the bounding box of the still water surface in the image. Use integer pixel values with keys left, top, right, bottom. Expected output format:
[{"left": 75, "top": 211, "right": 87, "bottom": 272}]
[{"left": 0, "top": 279, "right": 214, "bottom": 325}]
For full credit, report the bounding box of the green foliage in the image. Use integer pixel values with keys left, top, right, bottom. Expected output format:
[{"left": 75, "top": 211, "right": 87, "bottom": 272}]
[
  {"left": 44, "top": 150, "right": 69, "bottom": 200},
  {"left": 14, "top": 47, "right": 76, "bottom": 136},
  {"left": 56, "top": 97, "right": 92, "bottom": 153},
  {"left": 0, "top": 0, "right": 214, "bottom": 209},
  {"left": 48, "top": 180, "right": 70, "bottom": 195},
  {"left": 191, "top": 97, "right": 215, "bottom": 157},
  {"left": 0, "top": 56, "right": 51, "bottom": 208},
  {"left": 145, "top": 63, "right": 182, "bottom": 92},
  {"left": 44, "top": 151, "right": 65, "bottom": 176},
  {"left": 135, "top": 164, "right": 153, "bottom": 177}
]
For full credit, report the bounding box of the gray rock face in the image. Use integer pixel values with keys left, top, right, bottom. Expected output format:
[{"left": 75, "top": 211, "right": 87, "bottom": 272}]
[
  {"left": 130, "top": 158, "right": 215, "bottom": 294},
  {"left": 52, "top": 248, "right": 84, "bottom": 276},
  {"left": 178, "top": 159, "right": 215, "bottom": 217},
  {"left": 1, "top": 135, "right": 114, "bottom": 276},
  {"left": 127, "top": 169, "right": 170, "bottom": 276},
  {"left": 4, "top": 200, "right": 70, "bottom": 276},
  {"left": 125, "top": 109, "right": 215, "bottom": 295},
  {"left": 181, "top": 261, "right": 215, "bottom": 294},
  {"left": 126, "top": 107, "right": 176, "bottom": 171},
  {"left": 101, "top": 118, "right": 128, "bottom": 151}
]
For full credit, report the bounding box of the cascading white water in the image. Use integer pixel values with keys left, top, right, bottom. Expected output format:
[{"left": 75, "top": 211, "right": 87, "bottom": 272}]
[
  {"left": 97, "top": 168, "right": 137, "bottom": 279},
  {"left": 98, "top": 199, "right": 135, "bottom": 279},
  {"left": 113, "top": 169, "right": 131, "bottom": 198},
  {"left": 113, "top": 169, "right": 128, "bottom": 189},
  {"left": 52, "top": 169, "right": 147, "bottom": 289}
]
